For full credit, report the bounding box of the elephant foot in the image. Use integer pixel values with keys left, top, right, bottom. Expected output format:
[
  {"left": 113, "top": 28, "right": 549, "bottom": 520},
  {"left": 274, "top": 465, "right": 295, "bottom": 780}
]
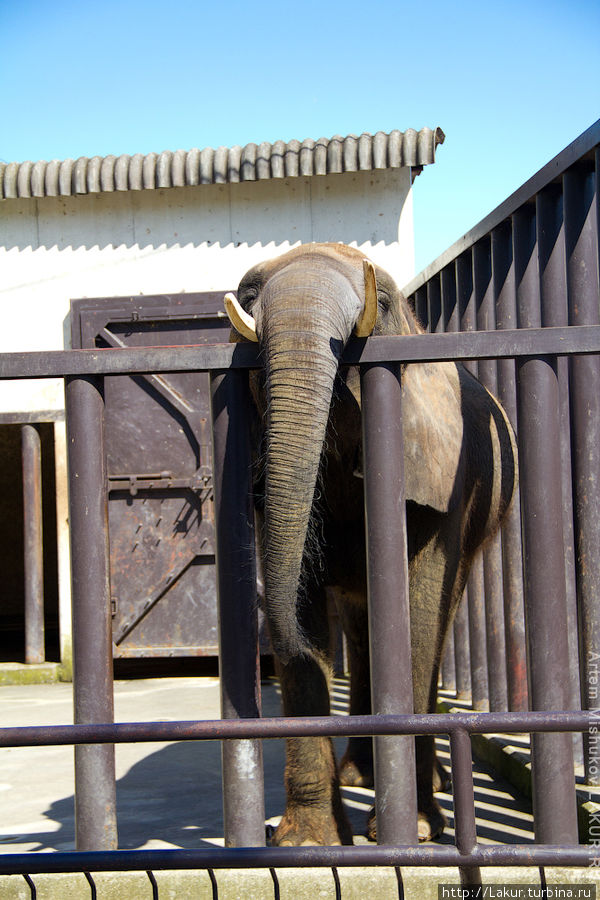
[
  {"left": 270, "top": 804, "right": 354, "bottom": 846},
  {"left": 366, "top": 807, "right": 376, "bottom": 841},
  {"left": 339, "top": 753, "right": 374, "bottom": 788},
  {"left": 365, "top": 799, "right": 446, "bottom": 843},
  {"left": 417, "top": 800, "right": 446, "bottom": 841},
  {"left": 433, "top": 758, "right": 451, "bottom": 793}
]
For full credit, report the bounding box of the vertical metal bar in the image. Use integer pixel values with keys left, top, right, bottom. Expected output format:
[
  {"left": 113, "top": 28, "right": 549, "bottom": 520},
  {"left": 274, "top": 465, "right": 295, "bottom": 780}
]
[
  {"left": 414, "top": 287, "right": 428, "bottom": 330},
  {"left": 209, "top": 369, "right": 265, "bottom": 847},
  {"left": 457, "top": 250, "right": 488, "bottom": 710},
  {"left": 441, "top": 628, "right": 456, "bottom": 693},
  {"left": 450, "top": 727, "right": 481, "bottom": 887},
  {"left": 467, "top": 543, "right": 489, "bottom": 719},
  {"left": 537, "top": 183, "right": 582, "bottom": 760},
  {"left": 456, "top": 250, "right": 477, "bottom": 376},
  {"left": 492, "top": 223, "right": 528, "bottom": 713},
  {"left": 146, "top": 871, "right": 159, "bottom": 900},
  {"left": 53, "top": 420, "right": 73, "bottom": 675},
  {"left": 361, "top": 361, "right": 418, "bottom": 845},
  {"left": 564, "top": 160, "right": 600, "bottom": 785},
  {"left": 498, "top": 509, "right": 527, "bottom": 712},
  {"left": 22, "top": 424, "right": 45, "bottom": 665},
  {"left": 481, "top": 531, "right": 506, "bottom": 711},
  {"left": 453, "top": 592, "right": 471, "bottom": 700},
  {"left": 427, "top": 275, "right": 442, "bottom": 334},
  {"left": 441, "top": 265, "right": 459, "bottom": 332},
  {"left": 514, "top": 207, "right": 579, "bottom": 844},
  {"left": 84, "top": 873, "right": 97, "bottom": 900},
  {"left": 473, "top": 236, "right": 498, "bottom": 385},
  {"left": 466, "top": 555, "right": 489, "bottom": 710},
  {"left": 442, "top": 264, "right": 467, "bottom": 696},
  {"left": 65, "top": 375, "right": 117, "bottom": 851},
  {"left": 474, "top": 238, "right": 508, "bottom": 712},
  {"left": 516, "top": 354, "right": 579, "bottom": 842},
  {"left": 331, "top": 867, "right": 341, "bottom": 900},
  {"left": 23, "top": 874, "right": 37, "bottom": 899}
]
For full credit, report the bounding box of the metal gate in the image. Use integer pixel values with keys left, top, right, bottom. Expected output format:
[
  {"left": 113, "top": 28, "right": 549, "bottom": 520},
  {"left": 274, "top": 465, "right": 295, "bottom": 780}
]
[{"left": 71, "top": 293, "right": 231, "bottom": 658}]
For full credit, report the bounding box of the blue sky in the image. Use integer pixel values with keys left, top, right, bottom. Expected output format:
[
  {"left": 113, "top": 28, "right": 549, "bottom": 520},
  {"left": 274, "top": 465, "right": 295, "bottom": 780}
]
[{"left": 1, "top": 0, "right": 598, "bottom": 274}]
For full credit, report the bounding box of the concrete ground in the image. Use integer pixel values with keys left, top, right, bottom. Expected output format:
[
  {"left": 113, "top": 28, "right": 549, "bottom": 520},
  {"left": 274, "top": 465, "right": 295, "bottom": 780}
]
[
  {"left": 0, "top": 676, "right": 596, "bottom": 898},
  {"left": 0, "top": 675, "right": 536, "bottom": 852}
]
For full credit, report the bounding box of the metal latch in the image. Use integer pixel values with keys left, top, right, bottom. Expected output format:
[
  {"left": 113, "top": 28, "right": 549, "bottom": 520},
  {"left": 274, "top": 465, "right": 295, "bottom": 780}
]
[{"left": 108, "top": 469, "right": 213, "bottom": 497}]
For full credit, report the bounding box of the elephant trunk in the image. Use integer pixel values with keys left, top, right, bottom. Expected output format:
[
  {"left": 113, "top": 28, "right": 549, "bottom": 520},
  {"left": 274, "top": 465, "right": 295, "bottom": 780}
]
[{"left": 261, "top": 273, "right": 355, "bottom": 663}]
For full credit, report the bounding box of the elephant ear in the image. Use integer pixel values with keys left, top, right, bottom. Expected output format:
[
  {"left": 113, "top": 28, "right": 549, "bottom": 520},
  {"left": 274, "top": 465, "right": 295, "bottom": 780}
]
[{"left": 401, "top": 362, "right": 465, "bottom": 513}]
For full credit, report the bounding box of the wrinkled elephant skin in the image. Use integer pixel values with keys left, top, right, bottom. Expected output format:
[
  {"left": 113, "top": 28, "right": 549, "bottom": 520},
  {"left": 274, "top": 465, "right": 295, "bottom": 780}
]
[{"left": 225, "top": 243, "right": 517, "bottom": 846}]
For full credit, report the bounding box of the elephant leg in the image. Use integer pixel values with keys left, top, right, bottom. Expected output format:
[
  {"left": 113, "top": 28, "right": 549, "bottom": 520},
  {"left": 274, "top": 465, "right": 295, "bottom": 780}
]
[
  {"left": 333, "top": 577, "right": 453, "bottom": 841},
  {"left": 271, "top": 592, "right": 353, "bottom": 847},
  {"left": 433, "top": 755, "right": 451, "bottom": 793},
  {"left": 408, "top": 507, "right": 468, "bottom": 842},
  {"left": 331, "top": 589, "right": 374, "bottom": 788},
  {"left": 415, "top": 735, "right": 447, "bottom": 841}
]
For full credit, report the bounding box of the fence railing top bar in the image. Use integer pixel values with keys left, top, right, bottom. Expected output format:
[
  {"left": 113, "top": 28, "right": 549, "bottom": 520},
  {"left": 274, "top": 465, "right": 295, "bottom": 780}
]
[
  {"left": 1, "top": 325, "right": 599, "bottom": 380},
  {"left": 0, "top": 709, "right": 591, "bottom": 748},
  {"left": 403, "top": 118, "right": 600, "bottom": 297},
  {"left": 0, "top": 844, "right": 594, "bottom": 875}
]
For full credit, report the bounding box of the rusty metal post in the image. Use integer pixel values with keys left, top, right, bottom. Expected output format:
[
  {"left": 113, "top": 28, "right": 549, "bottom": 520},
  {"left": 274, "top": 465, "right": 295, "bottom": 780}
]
[
  {"left": 427, "top": 276, "right": 442, "bottom": 334},
  {"left": 414, "top": 287, "right": 428, "bottom": 330},
  {"left": 564, "top": 161, "right": 600, "bottom": 785},
  {"left": 514, "top": 207, "right": 579, "bottom": 843},
  {"left": 21, "top": 424, "right": 45, "bottom": 664},
  {"left": 516, "top": 353, "right": 579, "bottom": 842},
  {"left": 481, "top": 533, "right": 506, "bottom": 712},
  {"left": 537, "top": 182, "right": 583, "bottom": 762},
  {"left": 450, "top": 728, "right": 482, "bottom": 887},
  {"left": 466, "top": 555, "right": 489, "bottom": 710},
  {"left": 209, "top": 369, "right": 265, "bottom": 847},
  {"left": 453, "top": 592, "right": 471, "bottom": 701},
  {"left": 441, "top": 628, "right": 456, "bottom": 693},
  {"left": 474, "top": 239, "right": 508, "bottom": 712},
  {"left": 443, "top": 264, "right": 468, "bottom": 699},
  {"left": 457, "top": 250, "right": 488, "bottom": 710},
  {"left": 492, "top": 223, "right": 528, "bottom": 712},
  {"left": 361, "top": 361, "right": 418, "bottom": 845},
  {"left": 65, "top": 375, "right": 117, "bottom": 851}
]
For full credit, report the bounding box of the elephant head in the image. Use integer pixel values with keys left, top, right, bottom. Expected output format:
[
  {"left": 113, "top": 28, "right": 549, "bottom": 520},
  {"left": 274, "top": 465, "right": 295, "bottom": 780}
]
[
  {"left": 224, "top": 244, "right": 379, "bottom": 662},
  {"left": 224, "top": 243, "right": 467, "bottom": 666}
]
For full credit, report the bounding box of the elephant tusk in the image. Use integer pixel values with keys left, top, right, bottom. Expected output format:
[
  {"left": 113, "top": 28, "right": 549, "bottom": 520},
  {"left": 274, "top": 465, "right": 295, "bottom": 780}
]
[
  {"left": 354, "top": 259, "right": 378, "bottom": 337},
  {"left": 224, "top": 292, "right": 259, "bottom": 342}
]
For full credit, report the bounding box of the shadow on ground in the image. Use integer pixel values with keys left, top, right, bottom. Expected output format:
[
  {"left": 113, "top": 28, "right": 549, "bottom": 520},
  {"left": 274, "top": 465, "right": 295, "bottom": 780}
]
[{"left": 3, "top": 677, "right": 534, "bottom": 852}]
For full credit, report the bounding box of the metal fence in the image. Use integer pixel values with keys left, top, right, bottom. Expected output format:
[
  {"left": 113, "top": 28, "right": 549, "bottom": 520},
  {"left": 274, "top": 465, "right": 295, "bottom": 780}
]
[
  {"left": 0, "top": 119, "right": 599, "bottom": 890},
  {"left": 403, "top": 118, "right": 600, "bottom": 781}
]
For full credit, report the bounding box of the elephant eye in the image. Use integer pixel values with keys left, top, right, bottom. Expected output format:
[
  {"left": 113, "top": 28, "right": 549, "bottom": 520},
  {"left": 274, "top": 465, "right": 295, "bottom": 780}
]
[
  {"left": 377, "top": 290, "right": 391, "bottom": 310},
  {"left": 240, "top": 287, "right": 259, "bottom": 308}
]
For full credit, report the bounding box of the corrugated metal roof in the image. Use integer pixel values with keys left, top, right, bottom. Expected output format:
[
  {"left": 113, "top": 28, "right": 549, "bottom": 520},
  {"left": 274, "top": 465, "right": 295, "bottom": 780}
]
[{"left": 0, "top": 127, "right": 444, "bottom": 201}]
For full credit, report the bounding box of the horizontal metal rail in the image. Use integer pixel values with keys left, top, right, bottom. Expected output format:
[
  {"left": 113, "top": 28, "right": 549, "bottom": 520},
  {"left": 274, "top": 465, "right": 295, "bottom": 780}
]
[
  {"left": 3, "top": 710, "right": 593, "bottom": 875},
  {"left": 0, "top": 844, "right": 595, "bottom": 875},
  {"left": 1, "top": 325, "right": 600, "bottom": 379},
  {"left": 0, "top": 710, "right": 591, "bottom": 748}
]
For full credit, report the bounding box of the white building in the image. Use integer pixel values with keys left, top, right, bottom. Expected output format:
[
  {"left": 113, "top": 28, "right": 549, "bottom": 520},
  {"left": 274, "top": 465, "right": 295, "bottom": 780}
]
[{"left": 0, "top": 126, "right": 444, "bottom": 675}]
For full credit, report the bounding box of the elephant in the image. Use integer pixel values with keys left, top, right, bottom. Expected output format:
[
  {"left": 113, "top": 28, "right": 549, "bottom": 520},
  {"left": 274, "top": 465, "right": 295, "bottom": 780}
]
[{"left": 223, "top": 242, "right": 517, "bottom": 846}]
